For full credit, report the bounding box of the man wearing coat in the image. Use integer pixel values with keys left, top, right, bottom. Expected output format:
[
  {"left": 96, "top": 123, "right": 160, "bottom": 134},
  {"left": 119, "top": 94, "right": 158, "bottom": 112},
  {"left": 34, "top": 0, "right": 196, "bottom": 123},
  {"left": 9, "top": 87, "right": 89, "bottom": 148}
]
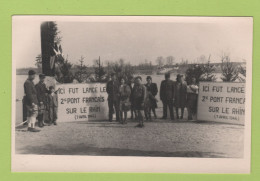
[
  {"left": 160, "top": 73, "right": 175, "bottom": 120},
  {"left": 35, "top": 74, "right": 49, "bottom": 127},
  {"left": 106, "top": 73, "right": 120, "bottom": 122},
  {"left": 128, "top": 75, "right": 137, "bottom": 119},
  {"left": 47, "top": 86, "right": 58, "bottom": 125},
  {"left": 23, "top": 70, "right": 40, "bottom": 132}
]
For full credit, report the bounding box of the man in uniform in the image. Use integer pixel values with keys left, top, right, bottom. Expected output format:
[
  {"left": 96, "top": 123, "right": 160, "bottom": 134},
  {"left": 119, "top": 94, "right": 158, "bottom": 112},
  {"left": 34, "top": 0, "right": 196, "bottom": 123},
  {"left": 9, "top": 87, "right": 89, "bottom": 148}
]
[
  {"left": 23, "top": 70, "right": 40, "bottom": 132},
  {"left": 160, "top": 73, "right": 175, "bottom": 120},
  {"left": 35, "top": 74, "right": 49, "bottom": 127},
  {"left": 106, "top": 73, "right": 120, "bottom": 122},
  {"left": 132, "top": 76, "right": 146, "bottom": 128},
  {"left": 128, "top": 75, "right": 137, "bottom": 119}
]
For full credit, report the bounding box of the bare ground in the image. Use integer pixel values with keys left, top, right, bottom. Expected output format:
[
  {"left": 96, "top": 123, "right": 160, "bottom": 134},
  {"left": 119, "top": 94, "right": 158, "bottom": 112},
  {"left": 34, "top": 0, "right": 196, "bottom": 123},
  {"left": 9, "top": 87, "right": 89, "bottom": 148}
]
[{"left": 15, "top": 119, "right": 244, "bottom": 158}]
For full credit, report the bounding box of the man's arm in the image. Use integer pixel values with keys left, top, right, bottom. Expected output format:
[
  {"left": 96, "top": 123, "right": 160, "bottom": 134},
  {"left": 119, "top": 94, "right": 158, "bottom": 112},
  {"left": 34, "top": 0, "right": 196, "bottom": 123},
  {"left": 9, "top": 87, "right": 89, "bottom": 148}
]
[
  {"left": 154, "top": 83, "right": 158, "bottom": 96},
  {"left": 106, "top": 82, "right": 110, "bottom": 94},
  {"left": 142, "top": 85, "right": 147, "bottom": 103},
  {"left": 160, "top": 81, "right": 163, "bottom": 100}
]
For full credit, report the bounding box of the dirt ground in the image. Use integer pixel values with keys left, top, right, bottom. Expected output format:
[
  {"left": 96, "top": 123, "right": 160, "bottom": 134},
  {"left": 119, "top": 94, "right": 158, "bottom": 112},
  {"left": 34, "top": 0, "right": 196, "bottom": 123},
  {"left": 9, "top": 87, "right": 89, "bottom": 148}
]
[{"left": 15, "top": 116, "right": 244, "bottom": 158}]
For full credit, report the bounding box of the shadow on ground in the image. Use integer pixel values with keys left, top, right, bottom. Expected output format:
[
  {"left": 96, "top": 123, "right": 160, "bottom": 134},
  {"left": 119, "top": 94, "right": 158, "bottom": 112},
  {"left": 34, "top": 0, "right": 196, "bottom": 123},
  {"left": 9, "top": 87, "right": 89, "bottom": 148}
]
[{"left": 16, "top": 143, "right": 228, "bottom": 158}]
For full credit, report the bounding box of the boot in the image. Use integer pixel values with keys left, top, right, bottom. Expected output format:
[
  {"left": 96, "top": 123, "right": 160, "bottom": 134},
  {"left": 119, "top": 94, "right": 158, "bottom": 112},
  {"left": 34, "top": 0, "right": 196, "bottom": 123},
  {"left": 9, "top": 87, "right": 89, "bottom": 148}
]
[{"left": 31, "top": 128, "right": 41, "bottom": 132}]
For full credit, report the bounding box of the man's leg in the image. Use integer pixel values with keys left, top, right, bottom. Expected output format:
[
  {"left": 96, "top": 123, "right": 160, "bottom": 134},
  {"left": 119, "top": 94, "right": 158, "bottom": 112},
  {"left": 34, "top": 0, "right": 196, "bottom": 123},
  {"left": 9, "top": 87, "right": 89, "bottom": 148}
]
[
  {"left": 162, "top": 101, "right": 167, "bottom": 119},
  {"left": 152, "top": 107, "right": 157, "bottom": 118},
  {"left": 176, "top": 107, "right": 179, "bottom": 119},
  {"left": 137, "top": 110, "right": 144, "bottom": 127},
  {"left": 130, "top": 104, "right": 134, "bottom": 119},
  {"left": 53, "top": 107, "right": 58, "bottom": 125},
  {"left": 108, "top": 99, "right": 113, "bottom": 122},
  {"left": 169, "top": 101, "right": 174, "bottom": 120},
  {"left": 124, "top": 111, "right": 127, "bottom": 124},
  {"left": 28, "top": 116, "right": 40, "bottom": 132},
  {"left": 22, "top": 101, "right": 28, "bottom": 125},
  {"left": 181, "top": 108, "right": 184, "bottom": 119},
  {"left": 27, "top": 116, "right": 32, "bottom": 131},
  {"left": 114, "top": 100, "right": 120, "bottom": 122},
  {"left": 37, "top": 113, "right": 44, "bottom": 127},
  {"left": 187, "top": 106, "right": 192, "bottom": 120},
  {"left": 148, "top": 107, "right": 152, "bottom": 121}
]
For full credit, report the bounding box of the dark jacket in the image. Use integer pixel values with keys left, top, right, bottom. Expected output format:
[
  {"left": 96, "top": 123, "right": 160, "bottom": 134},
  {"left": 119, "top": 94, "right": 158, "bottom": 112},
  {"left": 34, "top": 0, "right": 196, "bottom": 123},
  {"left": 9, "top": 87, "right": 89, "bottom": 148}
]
[
  {"left": 145, "top": 83, "right": 158, "bottom": 96},
  {"left": 174, "top": 81, "right": 187, "bottom": 108},
  {"left": 145, "top": 83, "right": 158, "bottom": 108},
  {"left": 160, "top": 79, "right": 175, "bottom": 101},
  {"left": 35, "top": 82, "right": 49, "bottom": 105},
  {"left": 106, "top": 80, "right": 120, "bottom": 101},
  {"left": 128, "top": 82, "right": 135, "bottom": 103},
  {"left": 24, "top": 79, "right": 38, "bottom": 106},
  {"left": 47, "top": 93, "right": 58, "bottom": 109},
  {"left": 132, "top": 84, "right": 146, "bottom": 110}
]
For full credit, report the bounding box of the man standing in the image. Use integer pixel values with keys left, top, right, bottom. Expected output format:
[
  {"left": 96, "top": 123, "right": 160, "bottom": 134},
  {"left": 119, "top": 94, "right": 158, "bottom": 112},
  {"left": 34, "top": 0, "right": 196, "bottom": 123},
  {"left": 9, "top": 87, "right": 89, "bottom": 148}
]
[
  {"left": 23, "top": 70, "right": 40, "bottom": 132},
  {"left": 128, "top": 75, "right": 137, "bottom": 119},
  {"left": 35, "top": 74, "right": 49, "bottom": 127},
  {"left": 106, "top": 73, "right": 120, "bottom": 122},
  {"left": 145, "top": 76, "right": 158, "bottom": 120},
  {"left": 160, "top": 73, "right": 175, "bottom": 120},
  {"left": 174, "top": 74, "right": 187, "bottom": 119},
  {"left": 132, "top": 76, "right": 146, "bottom": 128}
]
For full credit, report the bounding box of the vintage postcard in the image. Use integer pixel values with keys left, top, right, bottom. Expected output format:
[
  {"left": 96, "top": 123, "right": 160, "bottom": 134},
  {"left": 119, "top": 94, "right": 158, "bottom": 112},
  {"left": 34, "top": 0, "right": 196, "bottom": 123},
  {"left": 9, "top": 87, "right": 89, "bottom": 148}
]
[{"left": 12, "top": 16, "right": 252, "bottom": 173}]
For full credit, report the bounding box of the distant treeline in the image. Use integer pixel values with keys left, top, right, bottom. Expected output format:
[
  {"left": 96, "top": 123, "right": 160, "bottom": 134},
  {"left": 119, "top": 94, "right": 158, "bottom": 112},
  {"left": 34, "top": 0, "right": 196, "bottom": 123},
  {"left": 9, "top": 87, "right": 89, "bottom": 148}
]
[{"left": 16, "top": 62, "right": 245, "bottom": 75}]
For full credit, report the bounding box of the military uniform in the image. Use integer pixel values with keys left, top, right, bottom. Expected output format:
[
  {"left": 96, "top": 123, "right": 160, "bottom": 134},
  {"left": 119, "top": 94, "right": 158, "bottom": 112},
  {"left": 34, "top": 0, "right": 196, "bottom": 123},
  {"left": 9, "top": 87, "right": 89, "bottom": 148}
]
[
  {"left": 24, "top": 79, "right": 38, "bottom": 117},
  {"left": 174, "top": 81, "right": 188, "bottom": 119},
  {"left": 160, "top": 79, "right": 175, "bottom": 119},
  {"left": 47, "top": 93, "right": 58, "bottom": 125},
  {"left": 106, "top": 80, "right": 120, "bottom": 121},
  {"left": 128, "top": 82, "right": 137, "bottom": 119},
  {"left": 132, "top": 84, "right": 146, "bottom": 110},
  {"left": 35, "top": 81, "right": 49, "bottom": 127}
]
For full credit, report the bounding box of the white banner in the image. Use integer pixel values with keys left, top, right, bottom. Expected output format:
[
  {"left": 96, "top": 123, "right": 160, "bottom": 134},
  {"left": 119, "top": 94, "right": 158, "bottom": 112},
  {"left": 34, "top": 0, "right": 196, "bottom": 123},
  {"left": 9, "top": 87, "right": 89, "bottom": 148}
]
[
  {"left": 56, "top": 83, "right": 108, "bottom": 122},
  {"left": 197, "top": 82, "right": 245, "bottom": 125}
]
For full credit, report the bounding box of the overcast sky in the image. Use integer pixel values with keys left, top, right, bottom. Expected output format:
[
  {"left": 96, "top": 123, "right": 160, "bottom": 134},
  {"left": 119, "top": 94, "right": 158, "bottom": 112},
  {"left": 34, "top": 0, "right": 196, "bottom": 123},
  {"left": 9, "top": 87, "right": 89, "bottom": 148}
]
[{"left": 13, "top": 16, "right": 253, "bottom": 68}]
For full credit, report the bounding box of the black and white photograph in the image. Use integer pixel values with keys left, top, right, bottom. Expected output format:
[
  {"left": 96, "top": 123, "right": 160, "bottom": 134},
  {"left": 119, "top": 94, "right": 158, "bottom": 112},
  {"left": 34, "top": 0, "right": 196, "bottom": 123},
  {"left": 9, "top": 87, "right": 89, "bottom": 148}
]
[{"left": 12, "top": 16, "right": 252, "bottom": 173}]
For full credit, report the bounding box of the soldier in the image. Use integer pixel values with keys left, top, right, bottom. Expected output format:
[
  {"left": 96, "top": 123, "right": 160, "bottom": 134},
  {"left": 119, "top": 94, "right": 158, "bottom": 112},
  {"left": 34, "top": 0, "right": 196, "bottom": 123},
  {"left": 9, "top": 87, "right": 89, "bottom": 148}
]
[
  {"left": 174, "top": 74, "right": 187, "bottom": 119},
  {"left": 35, "top": 74, "right": 49, "bottom": 127},
  {"left": 106, "top": 73, "right": 120, "bottom": 122},
  {"left": 145, "top": 76, "right": 158, "bottom": 120},
  {"left": 23, "top": 70, "right": 40, "bottom": 132},
  {"left": 118, "top": 77, "right": 131, "bottom": 124},
  {"left": 187, "top": 77, "right": 199, "bottom": 120},
  {"left": 128, "top": 75, "right": 137, "bottom": 119},
  {"left": 132, "top": 76, "right": 146, "bottom": 128},
  {"left": 160, "top": 73, "right": 175, "bottom": 120}
]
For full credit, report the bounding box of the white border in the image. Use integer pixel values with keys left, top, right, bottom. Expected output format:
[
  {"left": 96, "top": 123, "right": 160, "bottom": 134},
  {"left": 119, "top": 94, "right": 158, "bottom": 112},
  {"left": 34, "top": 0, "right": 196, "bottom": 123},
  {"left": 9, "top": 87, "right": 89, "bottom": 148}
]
[{"left": 12, "top": 16, "right": 252, "bottom": 173}]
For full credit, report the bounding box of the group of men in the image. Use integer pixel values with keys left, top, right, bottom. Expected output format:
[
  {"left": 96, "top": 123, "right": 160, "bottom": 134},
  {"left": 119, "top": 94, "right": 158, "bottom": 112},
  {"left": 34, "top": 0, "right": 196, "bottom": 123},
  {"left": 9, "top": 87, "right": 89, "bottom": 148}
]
[
  {"left": 22, "top": 70, "right": 198, "bottom": 131},
  {"left": 23, "top": 70, "right": 58, "bottom": 132},
  {"left": 106, "top": 72, "right": 198, "bottom": 128}
]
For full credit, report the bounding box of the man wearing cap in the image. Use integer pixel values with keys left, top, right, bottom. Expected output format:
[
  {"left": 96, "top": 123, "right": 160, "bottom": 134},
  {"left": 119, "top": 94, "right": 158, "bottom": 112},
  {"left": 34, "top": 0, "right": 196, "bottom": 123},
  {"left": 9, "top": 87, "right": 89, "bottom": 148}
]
[
  {"left": 160, "top": 73, "right": 175, "bottom": 120},
  {"left": 35, "top": 74, "right": 49, "bottom": 127},
  {"left": 106, "top": 73, "right": 120, "bottom": 122},
  {"left": 23, "top": 70, "right": 40, "bottom": 132},
  {"left": 174, "top": 74, "right": 187, "bottom": 119}
]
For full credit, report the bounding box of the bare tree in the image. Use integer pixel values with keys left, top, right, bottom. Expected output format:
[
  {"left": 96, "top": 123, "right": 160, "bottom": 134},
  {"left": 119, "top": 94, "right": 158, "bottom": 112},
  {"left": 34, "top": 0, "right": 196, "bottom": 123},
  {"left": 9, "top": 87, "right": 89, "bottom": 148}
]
[
  {"left": 156, "top": 56, "right": 164, "bottom": 67},
  {"left": 166, "top": 56, "right": 175, "bottom": 66},
  {"left": 221, "top": 55, "right": 239, "bottom": 82},
  {"left": 195, "top": 55, "right": 207, "bottom": 64}
]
